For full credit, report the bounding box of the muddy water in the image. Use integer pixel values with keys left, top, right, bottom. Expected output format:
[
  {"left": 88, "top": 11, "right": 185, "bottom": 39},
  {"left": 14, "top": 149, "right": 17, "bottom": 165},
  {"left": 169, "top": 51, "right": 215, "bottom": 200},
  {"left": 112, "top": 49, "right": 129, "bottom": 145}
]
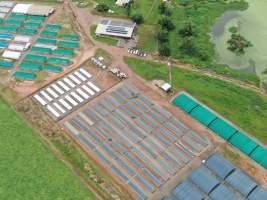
[{"left": 212, "top": 0, "right": 267, "bottom": 79}]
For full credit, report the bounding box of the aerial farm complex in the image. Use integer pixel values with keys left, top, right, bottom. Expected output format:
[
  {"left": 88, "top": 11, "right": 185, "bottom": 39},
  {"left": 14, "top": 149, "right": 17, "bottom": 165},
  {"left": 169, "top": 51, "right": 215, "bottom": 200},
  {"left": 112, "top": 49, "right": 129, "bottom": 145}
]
[{"left": 0, "top": 1, "right": 266, "bottom": 200}]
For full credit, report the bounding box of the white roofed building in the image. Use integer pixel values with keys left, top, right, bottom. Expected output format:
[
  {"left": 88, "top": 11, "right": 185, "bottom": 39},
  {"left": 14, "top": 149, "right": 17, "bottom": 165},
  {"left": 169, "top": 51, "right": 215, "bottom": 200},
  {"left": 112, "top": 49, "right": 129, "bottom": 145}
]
[
  {"left": 12, "top": 3, "right": 54, "bottom": 16},
  {"left": 115, "top": 0, "right": 131, "bottom": 7},
  {"left": 96, "top": 19, "right": 136, "bottom": 38}
]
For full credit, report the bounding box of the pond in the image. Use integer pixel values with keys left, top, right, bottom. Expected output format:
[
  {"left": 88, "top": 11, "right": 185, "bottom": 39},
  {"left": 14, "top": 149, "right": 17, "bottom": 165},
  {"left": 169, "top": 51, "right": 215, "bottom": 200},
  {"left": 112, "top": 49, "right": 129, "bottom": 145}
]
[{"left": 212, "top": 0, "right": 267, "bottom": 79}]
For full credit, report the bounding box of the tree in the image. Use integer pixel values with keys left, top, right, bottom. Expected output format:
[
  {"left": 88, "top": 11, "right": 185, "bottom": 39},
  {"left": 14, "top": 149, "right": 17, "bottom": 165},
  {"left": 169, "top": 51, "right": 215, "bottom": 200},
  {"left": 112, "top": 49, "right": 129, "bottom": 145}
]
[
  {"left": 158, "top": 2, "right": 172, "bottom": 16},
  {"left": 159, "top": 43, "right": 171, "bottom": 57},
  {"left": 180, "top": 37, "right": 197, "bottom": 56},
  {"left": 157, "top": 30, "right": 169, "bottom": 43},
  {"left": 96, "top": 3, "right": 109, "bottom": 12},
  {"left": 179, "top": 23, "right": 195, "bottom": 37},
  {"left": 131, "top": 14, "right": 144, "bottom": 24},
  {"left": 159, "top": 17, "right": 175, "bottom": 31}
]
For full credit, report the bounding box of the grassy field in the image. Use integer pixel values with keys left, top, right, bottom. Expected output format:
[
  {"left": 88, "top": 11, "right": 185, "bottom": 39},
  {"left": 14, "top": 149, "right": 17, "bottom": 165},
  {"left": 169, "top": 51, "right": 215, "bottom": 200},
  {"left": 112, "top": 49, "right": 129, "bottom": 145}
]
[
  {"left": 0, "top": 98, "right": 95, "bottom": 200},
  {"left": 124, "top": 57, "right": 267, "bottom": 144},
  {"left": 90, "top": 25, "right": 118, "bottom": 46}
]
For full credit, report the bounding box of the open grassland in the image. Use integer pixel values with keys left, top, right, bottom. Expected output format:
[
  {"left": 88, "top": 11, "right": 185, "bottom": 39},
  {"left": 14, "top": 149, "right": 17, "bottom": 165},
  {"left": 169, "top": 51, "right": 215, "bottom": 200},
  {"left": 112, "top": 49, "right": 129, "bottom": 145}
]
[
  {"left": 0, "top": 98, "right": 95, "bottom": 200},
  {"left": 124, "top": 57, "right": 267, "bottom": 144}
]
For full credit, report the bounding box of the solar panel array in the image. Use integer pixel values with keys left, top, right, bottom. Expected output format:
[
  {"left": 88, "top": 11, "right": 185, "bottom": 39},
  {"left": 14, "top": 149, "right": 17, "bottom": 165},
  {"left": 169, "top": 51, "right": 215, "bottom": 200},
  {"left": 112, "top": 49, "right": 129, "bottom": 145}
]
[
  {"left": 63, "top": 85, "right": 209, "bottom": 200},
  {"left": 32, "top": 68, "right": 101, "bottom": 120},
  {"left": 163, "top": 154, "right": 267, "bottom": 200}
]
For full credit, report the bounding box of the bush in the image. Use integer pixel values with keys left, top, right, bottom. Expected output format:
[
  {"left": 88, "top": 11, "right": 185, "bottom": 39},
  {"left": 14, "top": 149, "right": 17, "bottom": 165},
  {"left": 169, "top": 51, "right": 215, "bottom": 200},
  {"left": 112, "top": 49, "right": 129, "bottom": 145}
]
[
  {"left": 159, "top": 43, "right": 171, "bottom": 57},
  {"left": 157, "top": 30, "right": 169, "bottom": 43},
  {"left": 96, "top": 3, "right": 109, "bottom": 12},
  {"left": 158, "top": 17, "right": 175, "bottom": 31},
  {"left": 131, "top": 14, "right": 144, "bottom": 24}
]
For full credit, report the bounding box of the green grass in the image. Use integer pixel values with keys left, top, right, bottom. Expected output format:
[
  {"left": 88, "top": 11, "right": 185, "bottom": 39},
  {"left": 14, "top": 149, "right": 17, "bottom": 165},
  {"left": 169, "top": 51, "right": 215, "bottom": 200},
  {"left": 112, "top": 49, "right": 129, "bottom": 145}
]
[
  {"left": 90, "top": 25, "right": 118, "bottom": 46},
  {"left": 124, "top": 57, "right": 267, "bottom": 144},
  {"left": 0, "top": 98, "right": 95, "bottom": 200}
]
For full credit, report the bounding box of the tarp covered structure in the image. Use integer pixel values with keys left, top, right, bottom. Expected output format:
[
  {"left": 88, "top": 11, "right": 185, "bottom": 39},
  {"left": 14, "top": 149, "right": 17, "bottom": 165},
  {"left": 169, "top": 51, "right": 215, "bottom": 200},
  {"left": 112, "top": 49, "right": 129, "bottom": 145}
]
[
  {"left": 190, "top": 105, "right": 217, "bottom": 126},
  {"left": 250, "top": 146, "right": 267, "bottom": 169},
  {"left": 172, "top": 93, "right": 198, "bottom": 113},
  {"left": 13, "top": 71, "right": 36, "bottom": 80},
  {"left": 228, "top": 131, "right": 258, "bottom": 155},
  {"left": 208, "top": 118, "right": 237, "bottom": 140}
]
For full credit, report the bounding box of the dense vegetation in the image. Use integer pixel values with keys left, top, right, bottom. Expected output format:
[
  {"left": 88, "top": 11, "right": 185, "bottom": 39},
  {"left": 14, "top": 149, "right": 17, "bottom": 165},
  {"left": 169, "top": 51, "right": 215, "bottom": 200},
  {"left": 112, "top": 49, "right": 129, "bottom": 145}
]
[
  {"left": 0, "top": 98, "right": 95, "bottom": 200},
  {"left": 124, "top": 57, "right": 267, "bottom": 144}
]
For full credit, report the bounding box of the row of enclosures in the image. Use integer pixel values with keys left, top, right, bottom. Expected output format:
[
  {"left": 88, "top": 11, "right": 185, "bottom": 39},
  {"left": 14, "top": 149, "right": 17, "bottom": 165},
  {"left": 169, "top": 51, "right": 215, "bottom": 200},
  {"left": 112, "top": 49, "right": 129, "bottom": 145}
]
[
  {"left": 172, "top": 93, "right": 267, "bottom": 169},
  {"left": 162, "top": 154, "right": 267, "bottom": 200}
]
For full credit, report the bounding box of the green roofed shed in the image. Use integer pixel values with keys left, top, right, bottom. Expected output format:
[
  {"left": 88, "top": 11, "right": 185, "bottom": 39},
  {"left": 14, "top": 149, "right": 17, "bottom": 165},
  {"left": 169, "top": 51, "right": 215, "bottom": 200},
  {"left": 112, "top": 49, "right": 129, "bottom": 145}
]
[
  {"left": 52, "top": 49, "right": 74, "bottom": 57},
  {"left": 189, "top": 105, "right": 217, "bottom": 126},
  {"left": 172, "top": 93, "right": 198, "bottom": 113},
  {"left": 229, "top": 131, "right": 258, "bottom": 155},
  {"left": 9, "top": 13, "right": 27, "bottom": 21},
  {"left": 36, "top": 38, "right": 57, "bottom": 45},
  {"left": 24, "top": 22, "right": 41, "bottom": 29},
  {"left": 5, "top": 20, "right": 22, "bottom": 27},
  {"left": 41, "top": 30, "right": 57, "bottom": 38},
  {"left": 250, "top": 146, "right": 267, "bottom": 169},
  {"left": 20, "top": 62, "right": 41, "bottom": 71},
  {"left": 208, "top": 118, "right": 237, "bottom": 140},
  {"left": 47, "top": 57, "right": 70, "bottom": 65},
  {"left": 28, "top": 16, "right": 45, "bottom": 22},
  {"left": 13, "top": 71, "right": 36, "bottom": 80},
  {"left": 62, "top": 34, "right": 80, "bottom": 41},
  {"left": 31, "top": 46, "right": 51, "bottom": 54},
  {"left": 0, "top": 26, "right": 18, "bottom": 33},
  {"left": 20, "top": 28, "right": 36, "bottom": 35},
  {"left": 45, "top": 24, "right": 62, "bottom": 31},
  {"left": 24, "top": 54, "right": 46, "bottom": 63},
  {"left": 0, "top": 60, "right": 13, "bottom": 68},
  {"left": 43, "top": 65, "right": 62, "bottom": 73},
  {"left": 58, "top": 41, "right": 79, "bottom": 49}
]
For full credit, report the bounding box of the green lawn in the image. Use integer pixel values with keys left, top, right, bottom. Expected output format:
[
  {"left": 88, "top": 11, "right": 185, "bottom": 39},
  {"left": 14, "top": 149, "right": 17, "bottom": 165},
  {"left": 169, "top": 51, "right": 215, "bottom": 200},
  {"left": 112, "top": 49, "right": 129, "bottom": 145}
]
[
  {"left": 90, "top": 25, "right": 118, "bottom": 46},
  {"left": 124, "top": 57, "right": 267, "bottom": 144},
  {"left": 0, "top": 98, "right": 95, "bottom": 200}
]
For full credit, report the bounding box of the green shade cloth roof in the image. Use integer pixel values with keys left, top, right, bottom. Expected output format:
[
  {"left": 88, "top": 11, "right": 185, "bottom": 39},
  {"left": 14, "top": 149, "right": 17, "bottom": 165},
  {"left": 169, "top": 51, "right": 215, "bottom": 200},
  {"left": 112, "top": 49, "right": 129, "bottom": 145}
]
[
  {"left": 45, "top": 24, "right": 62, "bottom": 31},
  {"left": 229, "top": 131, "right": 258, "bottom": 155},
  {"left": 20, "top": 28, "right": 36, "bottom": 35},
  {"left": 208, "top": 118, "right": 237, "bottom": 140},
  {"left": 250, "top": 146, "right": 267, "bottom": 169},
  {"left": 58, "top": 41, "right": 79, "bottom": 49},
  {"left": 9, "top": 13, "right": 27, "bottom": 21},
  {"left": 190, "top": 105, "right": 217, "bottom": 126},
  {"left": 24, "top": 22, "right": 41, "bottom": 29},
  {"left": 0, "top": 26, "right": 18, "bottom": 33},
  {"left": 0, "top": 60, "right": 13, "bottom": 68},
  {"left": 13, "top": 71, "right": 36, "bottom": 80},
  {"left": 28, "top": 15, "right": 45, "bottom": 22},
  {"left": 47, "top": 57, "right": 70, "bottom": 65},
  {"left": 62, "top": 34, "right": 80, "bottom": 41},
  {"left": 36, "top": 38, "right": 57, "bottom": 45},
  {"left": 31, "top": 46, "right": 51, "bottom": 54},
  {"left": 4, "top": 20, "right": 22, "bottom": 27},
  {"left": 43, "top": 65, "right": 62, "bottom": 73},
  {"left": 41, "top": 30, "right": 58, "bottom": 38},
  {"left": 24, "top": 54, "right": 46, "bottom": 63},
  {"left": 52, "top": 49, "right": 74, "bottom": 57},
  {"left": 172, "top": 93, "right": 198, "bottom": 113},
  {"left": 20, "top": 62, "right": 42, "bottom": 71}
]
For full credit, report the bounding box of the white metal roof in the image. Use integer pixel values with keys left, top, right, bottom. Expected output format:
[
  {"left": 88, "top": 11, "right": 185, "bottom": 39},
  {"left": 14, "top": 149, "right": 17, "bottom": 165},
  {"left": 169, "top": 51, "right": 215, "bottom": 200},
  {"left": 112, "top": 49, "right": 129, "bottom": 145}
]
[
  {"left": 0, "top": 1, "right": 15, "bottom": 8},
  {"left": 14, "top": 35, "right": 31, "bottom": 43},
  {"left": 115, "top": 0, "right": 131, "bottom": 6},
  {"left": 12, "top": 3, "right": 54, "bottom": 16},
  {"left": 2, "top": 50, "right": 21, "bottom": 60},
  {"left": 96, "top": 19, "right": 135, "bottom": 38},
  {"left": 8, "top": 43, "right": 31, "bottom": 51},
  {"left": 161, "top": 83, "right": 172, "bottom": 92}
]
